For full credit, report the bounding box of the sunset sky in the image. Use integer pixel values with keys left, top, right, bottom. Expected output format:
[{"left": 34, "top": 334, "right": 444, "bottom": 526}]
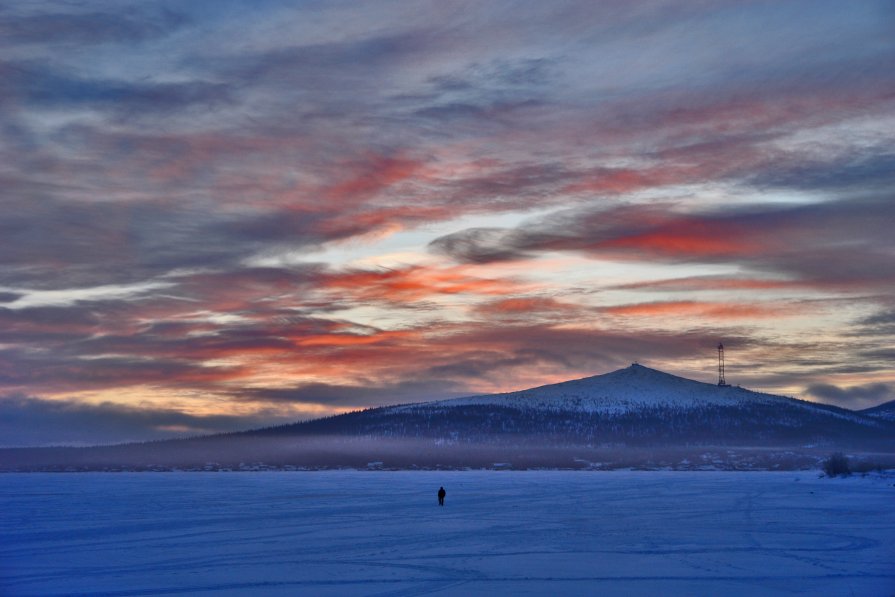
[{"left": 2, "top": 1, "right": 894, "bottom": 446}]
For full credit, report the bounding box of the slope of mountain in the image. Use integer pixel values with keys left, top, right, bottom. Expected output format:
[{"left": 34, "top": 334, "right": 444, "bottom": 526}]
[
  {"left": 399, "top": 364, "right": 865, "bottom": 419},
  {"left": 283, "top": 364, "right": 890, "bottom": 446},
  {"left": 861, "top": 399, "right": 895, "bottom": 422}
]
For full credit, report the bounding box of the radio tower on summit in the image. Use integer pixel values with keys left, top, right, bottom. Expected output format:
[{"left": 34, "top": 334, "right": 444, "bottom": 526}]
[{"left": 717, "top": 343, "right": 729, "bottom": 387}]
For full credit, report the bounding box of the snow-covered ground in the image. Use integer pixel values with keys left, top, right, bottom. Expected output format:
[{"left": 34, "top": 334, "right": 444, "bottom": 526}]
[{"left": 1, "top": 471, "right": 893, "bottom": 596}]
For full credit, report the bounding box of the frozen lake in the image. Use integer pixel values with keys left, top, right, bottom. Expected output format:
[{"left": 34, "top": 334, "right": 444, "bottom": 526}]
[{"left": 1, "top": 471, "right": 893, "bottom": 596}]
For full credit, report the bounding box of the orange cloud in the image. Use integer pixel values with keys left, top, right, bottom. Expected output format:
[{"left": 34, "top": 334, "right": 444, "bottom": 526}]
[
  {"left": 294, "top": 330, "right": 416, "bottom": 347},
  {"left": 613, "top": 276, "right": 807, "bottom": 292},
  {"left": 323, "top": 155, "right": 429, "bottom": 203},
  {"left": 599, "top": 227, "right": 761, "bottom": 258},
  {"left": 319, "top": 265, "right": 524, "bottom": 303},
  {"left": 603, "top": 300, "right": 792, "bottom": 319},
  {"left": 474, "top": 297, "right": 583, "bottom": 317}
]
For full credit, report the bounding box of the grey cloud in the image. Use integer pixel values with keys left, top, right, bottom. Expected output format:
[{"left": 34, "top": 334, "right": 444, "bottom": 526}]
[
  {"left": 0, "top": 62, "right": 231, "bottom": 114},
  {"left": 430, "top": 228, "right": 531, "bottom": 264},
  {"left": 0, "top": 394, "right": 281, "bottom": 448},
  {"left": 75, "top": 313, "right": 337, "bottom": 361},
  {"left": 218, "top": 31, "right": 434, "bottom": 90},
  {"left": 413, "top": 98, "right": 545, "bottom": 124},
  {"left": 218, "top": 210, "right": 357, "bottom": 246},
  {"left": 0, "top": 8, "right": 189, "bottom": 46},
  {"left": 449, "top": 163, "right": 572, "bottom": 202},
  {"left": 0, "top": 193, "right": 348, "bottom": 290},
  {"left": 0, "top": 305, "right": 101, "bottom": 326},
  {"left": 425, "top": 348, "right": 575, "bottom": 380},
  {"left": 807, "top": 382, "right": 893, "bottom": 410},
  {"left": 859, "top": 348, "right": 895, "bottom": 363},
  {"left": 0, "top": 197, "right": 238, "bottom": 289},
  {"left": 242, "top": 379, "right": 465, "bottom": 409},
  {"left": 0, "top": 346, "right": 243, "bottom": 393},
  {"left": 0, "top": 305, "right": 107, "bottom": 346},
  {"left": 859, "top": 309, "right": 895, "bottom": 327},
  {"left": 427, "top": 58, "right": 556, "bottom": 93},
  {"left": 751, "top": 152, "right": 895, "bottom": 192},
  {"left": 411, "top": 58, "right": 555, "bottom": 125},
  {"left": 429, "top": 197, "right": 895, "bottom": 289}
]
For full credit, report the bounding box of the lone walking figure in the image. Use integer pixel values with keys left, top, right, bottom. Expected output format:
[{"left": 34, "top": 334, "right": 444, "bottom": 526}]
[{"left": 438, "top": 486, "right": 446, "bottom": 506}]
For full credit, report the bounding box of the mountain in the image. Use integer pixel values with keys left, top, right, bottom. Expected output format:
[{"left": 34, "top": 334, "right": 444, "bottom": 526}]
[
  {"left": 861, "top": 399, "right": 895, "bottom": 422},
  {"left": 274, "top": 364, "right": 891, "bottom": 446},
  {"left": 2, "top": 364, "right": 893, "bottom": 471}
]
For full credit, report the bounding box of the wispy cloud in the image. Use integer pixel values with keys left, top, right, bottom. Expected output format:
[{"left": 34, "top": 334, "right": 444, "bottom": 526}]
[
  {"left": 0, "top": 394, "right": 284, "bottom": 448},
  {"left": 0, "top": 6, "right": 189, "bottom": 47},
  {"left": 431, "top": 197, "right": 895, "bottom": 290}
]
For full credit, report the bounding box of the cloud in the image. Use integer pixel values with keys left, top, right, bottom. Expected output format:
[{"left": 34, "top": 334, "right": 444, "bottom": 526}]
[
  {"left": 0, "top": 1, "right": 893, "bottom": 446},
  {"left": 322, "top": 154, "right": 428, "bottom": 204},
  {"left": 430, "top": 197, "right": 895, "bottom": 290},
  {"left": 5, "top": 65, "right": 232, "bottom": 115},
  {"left": 0, "top": 346, "right": 246, "bottom": 395},
  {"left": 601, "top": 300, "right": 793, "bottom": 319},
  {"left": 316, "top": 265, "right": 525, "bottom": 303},
  {"left": 3, "top": 2, "right": 892, "bottom": 298},
  {"left": 0, "top": 305, "right": 103, "bottom": 345},
  {"left": 219, "top": 31, "right": 435, "bottom": 86},
  {"left": 241, "top": 379, "right": 466, "bottom": 409},
  {"left": 861, "top": 310, "right": 895, "bottom": 326},
  {"left": 473, "top": 297, "right": 584, "bottom": 319},
  {"left": 806, "top": 383, "right": 893, "bottom": 410},
  {"left": 0, "top": 394, "right": 283, "bottom": 448},
  {"left": 0, "top": 7, "right": 188, "bottom": 46},
  {"left": 0, "top": 191, "right": 358, "bottom": 290},
  {"left": 752, "top": 151, "right": 895, "bottom": 192},
  {"left": 610, "top": 276, "right": 808, "bottom": 292},
  {"left": 429, "top": 228, "right": 530, "bottom": 263}
]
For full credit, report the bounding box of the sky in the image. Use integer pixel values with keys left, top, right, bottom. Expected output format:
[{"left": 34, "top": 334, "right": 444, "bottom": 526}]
[{"left": 1, "top": 0, "right": 894, "bottom": 446}]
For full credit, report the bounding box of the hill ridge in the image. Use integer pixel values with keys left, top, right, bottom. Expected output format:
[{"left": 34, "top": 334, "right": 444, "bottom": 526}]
[{"left": 392, "top": 363, "right": 822, "bottom": 417}]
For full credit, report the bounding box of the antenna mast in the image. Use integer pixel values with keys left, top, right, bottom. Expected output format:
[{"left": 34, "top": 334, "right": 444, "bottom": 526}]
[{"left": 717, "top": 343, "right": 728, "bottom": 387}]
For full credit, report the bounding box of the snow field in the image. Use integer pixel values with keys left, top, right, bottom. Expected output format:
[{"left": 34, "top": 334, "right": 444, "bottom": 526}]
[{"left": 1, "top": 471, "right": 893, "bottom": 596}]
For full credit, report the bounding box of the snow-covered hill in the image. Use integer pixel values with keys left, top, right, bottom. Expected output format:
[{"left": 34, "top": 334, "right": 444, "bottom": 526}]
[
  {"left": 286, "top": 363, "right": 890, "bottom": 447},
  {"left": 396, "top": 364, "right": 865, "bottom": 422},
  {"left": 861, "top": 399, "right": 895, "bottom": 422}
]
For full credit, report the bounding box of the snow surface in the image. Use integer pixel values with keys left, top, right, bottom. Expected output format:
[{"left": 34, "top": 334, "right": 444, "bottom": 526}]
[{"left": 2, "top": 471, "right": 894, "bottom": 596}]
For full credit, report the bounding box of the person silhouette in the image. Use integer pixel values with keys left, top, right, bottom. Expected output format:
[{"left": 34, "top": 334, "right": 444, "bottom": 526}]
[{"left": 437, "top": 486, "right": 446, "bottom": 506}]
